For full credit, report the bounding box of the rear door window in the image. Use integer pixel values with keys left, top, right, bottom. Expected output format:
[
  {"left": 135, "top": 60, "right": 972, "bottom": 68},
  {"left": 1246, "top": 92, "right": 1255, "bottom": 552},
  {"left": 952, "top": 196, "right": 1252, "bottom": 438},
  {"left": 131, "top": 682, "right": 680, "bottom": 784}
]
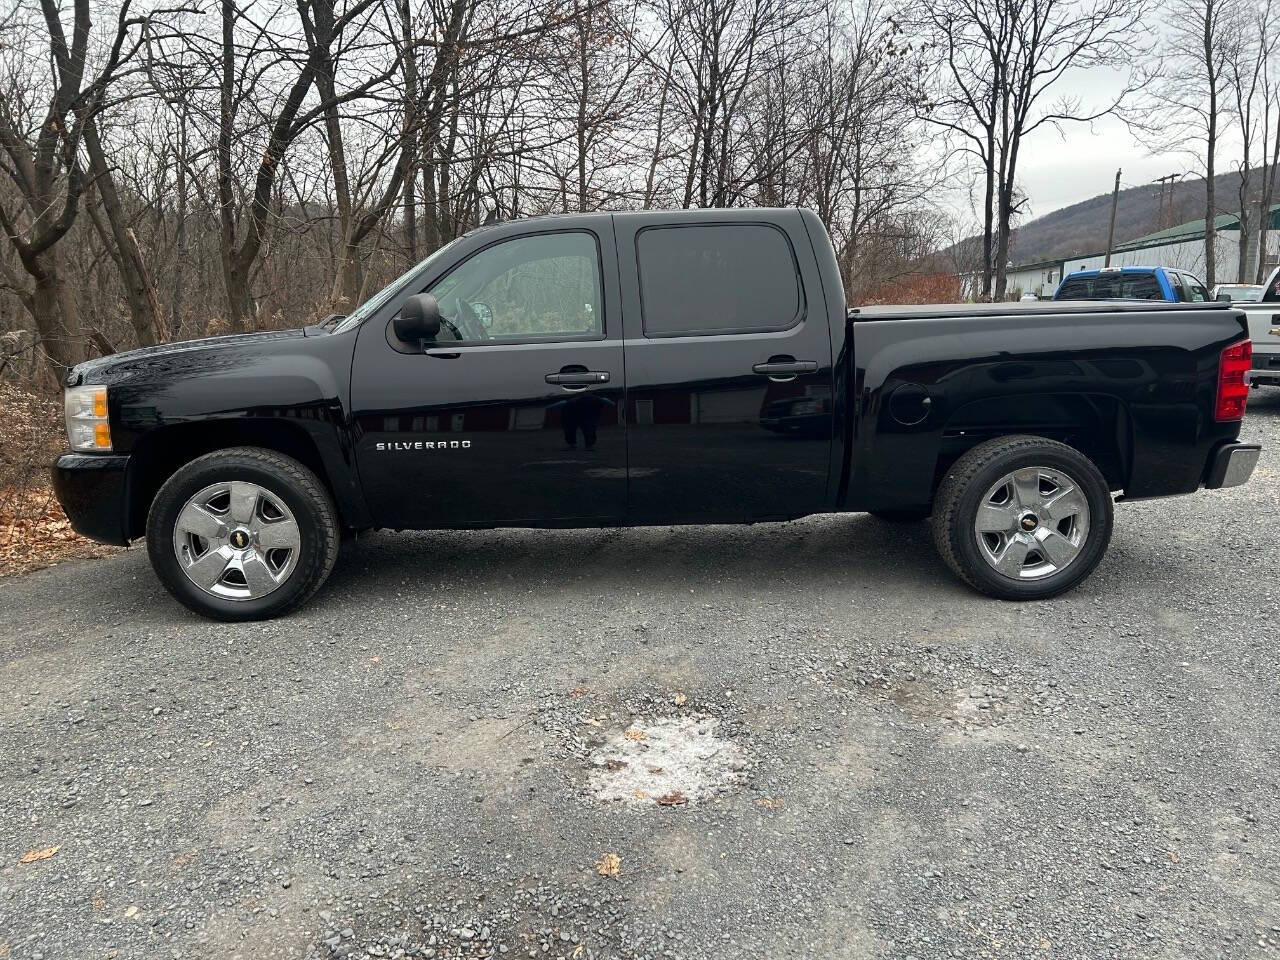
[
  {"left": 1178, "top": 273, "right": 1210, "bottom": 301},
  {"left": 636, "top": 224, "right": 802, "bottom": 336}
]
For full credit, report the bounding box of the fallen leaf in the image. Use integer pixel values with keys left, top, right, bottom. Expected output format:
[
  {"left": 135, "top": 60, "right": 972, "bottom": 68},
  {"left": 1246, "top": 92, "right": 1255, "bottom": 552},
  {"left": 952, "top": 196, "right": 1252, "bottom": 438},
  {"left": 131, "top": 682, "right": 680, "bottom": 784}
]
[
  {"left": 602, "top": 759, "right": 628, "bottom": 772},
  {"left": 632, "top": 789, "right": 648, "bottom": 799},
  {"left": 124, "top": 905, "right": 139, "bottom": 919},
  {"left": 623, "top": 727, "right": 647, "bottom": 742},
  {"left": 596, "top": 852, "right": 621, "bottom": 877},
  {"left": 572, "top": 946, "right": 585, "bottom": 959},
  {"left": 570, "top": 686, "right": 589, "bottom": 698},
  {"left": 647, "top": 766, "right": 664, "bottom": 774},
  {"left": 18, "top": 845, "right": 59, "bottom": 864},
  {"left": 674, "top": 692, "right": 687, "bottom": 706},
  {"left": 755, "top": 797, "right": 781, "bottom": 809},
  {"left": 655, "top": 790, "right": 687, "bottom": 807}
]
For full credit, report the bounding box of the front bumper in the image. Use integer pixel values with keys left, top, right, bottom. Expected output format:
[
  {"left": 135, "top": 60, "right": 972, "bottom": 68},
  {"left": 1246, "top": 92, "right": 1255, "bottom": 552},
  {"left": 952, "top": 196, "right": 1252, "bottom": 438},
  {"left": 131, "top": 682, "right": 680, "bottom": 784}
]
[
  {"left": 1204, "top": 441, "right": 1261, "bottom": 490},
  {"left": 51, "top": 453, "right": 132, "bottom": 545}
]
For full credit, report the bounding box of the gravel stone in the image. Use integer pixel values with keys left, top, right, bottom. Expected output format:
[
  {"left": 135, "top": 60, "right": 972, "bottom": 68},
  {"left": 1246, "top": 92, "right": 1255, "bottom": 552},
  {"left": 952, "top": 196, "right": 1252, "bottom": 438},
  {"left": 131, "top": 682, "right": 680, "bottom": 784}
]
[{"left": 1, "top": 396, "right": 1278, "bottom": 958}]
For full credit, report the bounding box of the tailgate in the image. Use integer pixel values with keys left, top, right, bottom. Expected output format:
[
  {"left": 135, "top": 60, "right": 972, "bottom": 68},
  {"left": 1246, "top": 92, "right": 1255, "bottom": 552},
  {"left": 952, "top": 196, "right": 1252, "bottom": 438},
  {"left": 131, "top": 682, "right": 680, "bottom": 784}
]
[{"left": 1243, "top": 304, "right": 1280, "bottom": 355}]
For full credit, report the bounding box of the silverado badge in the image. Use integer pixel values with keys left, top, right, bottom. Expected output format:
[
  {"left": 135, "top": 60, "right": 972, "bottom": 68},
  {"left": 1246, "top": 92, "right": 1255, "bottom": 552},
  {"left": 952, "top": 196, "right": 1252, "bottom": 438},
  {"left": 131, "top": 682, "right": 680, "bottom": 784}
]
[{"left": 375, "top": 440, "right": 472, "bottom": 450}]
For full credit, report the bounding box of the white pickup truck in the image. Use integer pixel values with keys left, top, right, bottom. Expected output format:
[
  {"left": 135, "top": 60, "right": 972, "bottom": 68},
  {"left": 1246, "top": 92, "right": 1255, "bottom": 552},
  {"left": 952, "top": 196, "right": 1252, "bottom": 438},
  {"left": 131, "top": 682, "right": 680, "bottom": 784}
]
[{"left": 1245, "top": 268, "right": 1280, "bottom": 387}]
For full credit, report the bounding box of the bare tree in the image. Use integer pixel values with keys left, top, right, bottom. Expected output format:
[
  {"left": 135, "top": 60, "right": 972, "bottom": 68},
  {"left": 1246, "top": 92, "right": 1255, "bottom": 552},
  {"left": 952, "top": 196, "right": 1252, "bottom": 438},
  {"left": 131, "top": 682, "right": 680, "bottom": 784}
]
[
  {"left": 649, "top": 0, "right": 809, "bottom": 208},
  {"left": 0, "top": 0, "right": 985, "bottom": 397},
  {"left": 913, "top": 0, "right": 1149, "bottom": 298},
  {"left": 1225, "top": 0, "right": 1267, "bottom": 282},
  {"left": 1142, "top": 0, "right": 1240, "bottom": 286},
  {"left": 1243, "top": 0, "right": 1280, "bottom": 281},
  {"left": 0, "top": 0, "right": 170, "bottom": 378}
]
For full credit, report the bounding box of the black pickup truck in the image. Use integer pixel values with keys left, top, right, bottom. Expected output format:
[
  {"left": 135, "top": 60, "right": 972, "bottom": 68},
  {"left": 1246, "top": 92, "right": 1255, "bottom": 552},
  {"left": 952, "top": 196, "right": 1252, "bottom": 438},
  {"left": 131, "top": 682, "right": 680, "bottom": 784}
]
[{"left": 53, "top": 208, "right": 1261, "bottom": 620}]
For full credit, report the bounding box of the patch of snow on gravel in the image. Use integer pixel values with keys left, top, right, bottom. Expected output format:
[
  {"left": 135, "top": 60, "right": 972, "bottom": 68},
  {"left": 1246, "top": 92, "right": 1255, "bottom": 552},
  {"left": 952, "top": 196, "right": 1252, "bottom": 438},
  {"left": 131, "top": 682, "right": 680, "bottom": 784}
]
[{"left": 588, "top": 714, "right": 746, "bottom": 806}]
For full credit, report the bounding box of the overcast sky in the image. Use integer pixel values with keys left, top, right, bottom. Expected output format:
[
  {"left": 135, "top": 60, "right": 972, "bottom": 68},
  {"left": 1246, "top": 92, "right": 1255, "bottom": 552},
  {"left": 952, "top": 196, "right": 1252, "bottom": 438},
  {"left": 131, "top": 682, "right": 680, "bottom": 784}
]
[
  {"left": 1014, "top": 114, "right": 1189, "bottom": 215},
  {"left": 939, "top": 64, "right": 1241, "bottom": 225}
]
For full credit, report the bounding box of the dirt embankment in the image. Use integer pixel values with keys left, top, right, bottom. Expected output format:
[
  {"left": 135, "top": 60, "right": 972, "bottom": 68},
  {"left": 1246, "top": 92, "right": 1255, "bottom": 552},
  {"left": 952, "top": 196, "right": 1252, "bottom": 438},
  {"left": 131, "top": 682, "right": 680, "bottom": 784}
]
[{"left": 0, "top": 383, "right": 118, "bottom": 577}]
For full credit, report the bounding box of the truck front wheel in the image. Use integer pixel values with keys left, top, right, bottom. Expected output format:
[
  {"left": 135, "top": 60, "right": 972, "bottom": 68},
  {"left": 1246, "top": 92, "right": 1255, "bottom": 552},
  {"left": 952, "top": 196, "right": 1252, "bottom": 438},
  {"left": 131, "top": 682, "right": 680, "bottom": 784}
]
[
  {"left": 146, "top": 447, "right": 340, "bottom": 621},
  {"left": 931, "top": 436, "right": 1113, "bottom": 600}
]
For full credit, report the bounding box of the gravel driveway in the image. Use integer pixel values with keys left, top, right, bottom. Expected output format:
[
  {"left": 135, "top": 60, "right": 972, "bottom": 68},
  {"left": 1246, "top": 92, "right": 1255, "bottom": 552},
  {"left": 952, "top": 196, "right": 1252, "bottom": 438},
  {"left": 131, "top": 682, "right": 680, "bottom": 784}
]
[{"left": 3, "top": 393, "right": 1279, "bottom": 960}]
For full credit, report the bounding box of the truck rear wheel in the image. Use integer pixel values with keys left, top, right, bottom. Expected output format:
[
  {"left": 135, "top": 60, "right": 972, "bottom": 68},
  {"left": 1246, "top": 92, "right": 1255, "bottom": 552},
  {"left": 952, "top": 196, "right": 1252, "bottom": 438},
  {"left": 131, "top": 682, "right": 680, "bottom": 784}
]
[
  {"left": 146, "top": 447, "right": 340, "bottom": 621},
  {"left": 931, "top": 436, "right": 1113, "bottom": 600}
]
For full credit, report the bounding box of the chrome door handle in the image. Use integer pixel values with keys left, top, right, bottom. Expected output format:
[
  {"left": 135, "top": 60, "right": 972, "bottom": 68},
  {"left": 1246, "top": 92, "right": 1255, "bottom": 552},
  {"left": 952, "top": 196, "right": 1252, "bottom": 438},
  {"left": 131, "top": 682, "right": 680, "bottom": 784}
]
[
  {"left": 753, "top": 359, "right": 817, "bottom": 382},
  {"left": 752, "top": 361, "right": 817, "bottom": 375},
  {"left": 545, "top": 371, "right": 610, "bottom": 386}
]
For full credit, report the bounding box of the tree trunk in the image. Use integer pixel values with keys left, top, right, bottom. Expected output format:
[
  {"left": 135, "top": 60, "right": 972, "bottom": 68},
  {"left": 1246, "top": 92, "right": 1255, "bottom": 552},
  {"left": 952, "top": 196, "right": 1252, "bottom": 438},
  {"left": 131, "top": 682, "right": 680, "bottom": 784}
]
[
  {"left": 1257, "top": 100, "right": 1280, "bottom": 281},
  {"left": 84, "top": 121, "right": 162, "bottom": 348},
  {"left": 224, "top": 260, "right": 255, "bottom": 331},
  {"left": 994, "top": 184, "right": 1013, "bottom": 300},
  {"left": 400, "top": 0, "right": 418, "bottom": 262},
  {"left": 575, "top": 0, "right": 589, "bottom": 212},
  {"left": 334, "top": 245, "right": 364, "bottom": 306},
  {"left": 644, "top": 56, "right": 673, "bottom": 209},
  {"left": 217, "top": 0, "right": 244, "bottom": 330},
  {"left": 29, "top": 249, "right": 85, "bottom": 380},
  {"left": 171, "top": 110, "right": 189, "bottom": 341},
  {"left": 981, "top": 133, "right": 995, "bottom": 299},
  {"left": 1203, "top": 8, "right": 1218, "bottom": 287},
  {"left": 1237, "top": 170, "right": 1252, "bottom": 283}
]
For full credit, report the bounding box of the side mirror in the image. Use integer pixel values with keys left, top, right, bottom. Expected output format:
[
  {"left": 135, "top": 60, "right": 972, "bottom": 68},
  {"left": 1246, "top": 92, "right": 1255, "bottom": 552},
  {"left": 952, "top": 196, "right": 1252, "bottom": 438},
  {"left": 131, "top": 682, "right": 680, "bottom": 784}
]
[
  {"left": 1217, "top": 292, "right": 1232, "bottom": 302},
  {"left": 393, "top": 294, "right": 442, "bottom": 342}
]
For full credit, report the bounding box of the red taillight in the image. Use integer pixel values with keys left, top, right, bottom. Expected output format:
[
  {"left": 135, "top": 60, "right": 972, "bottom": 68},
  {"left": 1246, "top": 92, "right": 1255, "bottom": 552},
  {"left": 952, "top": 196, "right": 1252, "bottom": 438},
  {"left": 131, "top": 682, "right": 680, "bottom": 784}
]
[{"left": 1215, "top": 339, "right": 1252, "bottom": 422}]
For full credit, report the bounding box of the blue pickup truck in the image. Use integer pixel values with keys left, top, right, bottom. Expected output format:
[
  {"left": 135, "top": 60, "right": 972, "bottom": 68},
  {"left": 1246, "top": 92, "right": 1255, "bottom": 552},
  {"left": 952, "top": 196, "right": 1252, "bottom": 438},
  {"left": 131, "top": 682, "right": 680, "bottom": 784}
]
[{"left": 1054, "top": 266, "right": 1211, "bottom": 303}]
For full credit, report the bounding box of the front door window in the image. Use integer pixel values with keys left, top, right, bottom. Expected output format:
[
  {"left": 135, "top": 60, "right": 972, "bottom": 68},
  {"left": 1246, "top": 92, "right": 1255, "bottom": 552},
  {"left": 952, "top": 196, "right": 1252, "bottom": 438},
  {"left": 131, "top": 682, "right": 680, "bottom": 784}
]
[{"left": 426, "top": 232, "right": 603, "bottom": 343}]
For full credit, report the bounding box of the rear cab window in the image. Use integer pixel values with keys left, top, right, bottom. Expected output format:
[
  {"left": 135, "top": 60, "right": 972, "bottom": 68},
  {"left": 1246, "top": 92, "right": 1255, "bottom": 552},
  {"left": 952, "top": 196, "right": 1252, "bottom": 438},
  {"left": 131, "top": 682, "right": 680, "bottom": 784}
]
[
  {"left": 636, "top": 223, "right": 803, "bottom": 336},
  {"left": 1055, "top": 271, "right": 1163, "bottom": 300}
]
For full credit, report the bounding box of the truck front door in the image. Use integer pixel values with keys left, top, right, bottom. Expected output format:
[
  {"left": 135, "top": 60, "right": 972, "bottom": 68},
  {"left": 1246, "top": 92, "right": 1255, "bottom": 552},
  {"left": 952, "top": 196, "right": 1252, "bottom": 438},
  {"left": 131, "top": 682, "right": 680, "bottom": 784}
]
[
  {"left": 350, "top": 220, "right": 626, "bottom": 528},
  {"left": 615, "top": 212, "right": 835, "bottom": 522}
]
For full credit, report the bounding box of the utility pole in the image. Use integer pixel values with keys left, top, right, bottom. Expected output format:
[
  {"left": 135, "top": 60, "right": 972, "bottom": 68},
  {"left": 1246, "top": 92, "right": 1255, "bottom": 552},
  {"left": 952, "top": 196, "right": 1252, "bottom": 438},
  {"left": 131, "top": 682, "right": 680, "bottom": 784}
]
[
  {"left": 1154, "top": 172, "right": 1182, "bottom": 230},
  {"left": 1104, "top": 168, "right": 1122, "bottom": 267}
]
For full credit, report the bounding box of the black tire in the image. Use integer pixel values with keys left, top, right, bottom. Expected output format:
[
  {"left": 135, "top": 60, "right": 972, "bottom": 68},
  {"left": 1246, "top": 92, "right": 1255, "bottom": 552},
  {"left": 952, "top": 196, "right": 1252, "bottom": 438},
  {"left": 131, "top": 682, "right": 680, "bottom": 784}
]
[
  {"left": 868, "top": 508, "right": 931, "bottom": 522},
  {"left": 931, "top": 435, "right": 1113, "bottom": 601},
  {"left": 146, "top": 447, "right": 340, "bottom": 621}
]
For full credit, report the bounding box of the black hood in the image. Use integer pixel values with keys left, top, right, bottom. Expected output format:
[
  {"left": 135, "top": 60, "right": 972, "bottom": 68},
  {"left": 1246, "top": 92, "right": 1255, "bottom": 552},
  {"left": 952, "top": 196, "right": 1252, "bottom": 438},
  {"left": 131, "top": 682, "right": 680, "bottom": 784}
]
[{"left": 67, "top": 328, "right": 308, "bottom": 386}]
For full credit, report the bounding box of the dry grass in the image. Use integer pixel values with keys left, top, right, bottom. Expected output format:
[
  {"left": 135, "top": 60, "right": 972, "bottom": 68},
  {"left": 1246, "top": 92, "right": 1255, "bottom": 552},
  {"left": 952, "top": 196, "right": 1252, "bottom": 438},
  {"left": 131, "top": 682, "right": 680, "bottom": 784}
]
[{"left": 0, "top": 383, "right": 120, "bottom": 578}]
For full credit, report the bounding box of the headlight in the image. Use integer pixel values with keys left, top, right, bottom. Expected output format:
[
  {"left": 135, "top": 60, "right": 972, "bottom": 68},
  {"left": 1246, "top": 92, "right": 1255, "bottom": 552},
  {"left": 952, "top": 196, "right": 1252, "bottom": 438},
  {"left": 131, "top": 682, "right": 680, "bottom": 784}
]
[{"left": 64, "top": 385, "right": 112, "bottom": 451}]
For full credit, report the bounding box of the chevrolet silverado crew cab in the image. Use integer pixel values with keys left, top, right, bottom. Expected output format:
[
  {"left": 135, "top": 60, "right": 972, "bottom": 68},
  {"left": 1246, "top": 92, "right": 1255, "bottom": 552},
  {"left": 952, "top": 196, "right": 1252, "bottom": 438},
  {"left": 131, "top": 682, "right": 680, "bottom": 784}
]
[{"left": 53, "top": 208, "right": 1261, "bottom": 620}]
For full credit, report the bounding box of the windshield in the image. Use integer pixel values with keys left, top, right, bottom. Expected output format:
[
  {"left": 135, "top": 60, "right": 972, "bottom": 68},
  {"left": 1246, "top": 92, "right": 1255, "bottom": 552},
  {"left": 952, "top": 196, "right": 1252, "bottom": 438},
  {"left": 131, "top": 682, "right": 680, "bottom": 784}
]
[
  {"left": 331, "top": 238, "right": 463, "bottom": 334},
  {"left": 1221, "top": 285, "right": 1262, "bottom": 301}
]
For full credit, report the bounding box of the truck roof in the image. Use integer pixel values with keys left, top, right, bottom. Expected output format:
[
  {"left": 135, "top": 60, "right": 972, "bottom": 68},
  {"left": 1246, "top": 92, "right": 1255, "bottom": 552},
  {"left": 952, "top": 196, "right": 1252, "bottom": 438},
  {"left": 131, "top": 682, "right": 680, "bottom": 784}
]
[
  {"left": 1067, "top": 266, "right": 1169, "bottom": 276},
  {"left": 465, "top": 207, "right": 805, "bottom": 236}
]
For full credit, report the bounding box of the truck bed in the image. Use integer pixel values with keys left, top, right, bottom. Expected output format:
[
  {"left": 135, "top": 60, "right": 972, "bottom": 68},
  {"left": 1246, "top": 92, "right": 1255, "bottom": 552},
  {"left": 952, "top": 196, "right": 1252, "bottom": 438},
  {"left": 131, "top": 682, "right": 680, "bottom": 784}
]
[{"left": 854, "top": 301, "right": 1235, "bottom": 321}]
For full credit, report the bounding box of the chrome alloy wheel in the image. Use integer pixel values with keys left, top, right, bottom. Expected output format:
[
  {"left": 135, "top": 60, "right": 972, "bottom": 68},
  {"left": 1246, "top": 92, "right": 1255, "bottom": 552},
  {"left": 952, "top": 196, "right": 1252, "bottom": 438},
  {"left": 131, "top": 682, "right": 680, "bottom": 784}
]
[
  {"left": 172, "top": 481, "right": 301, "bottom": 600},
  {"left": 974, "top": 466, "right": 1090, "bottom": 581}
]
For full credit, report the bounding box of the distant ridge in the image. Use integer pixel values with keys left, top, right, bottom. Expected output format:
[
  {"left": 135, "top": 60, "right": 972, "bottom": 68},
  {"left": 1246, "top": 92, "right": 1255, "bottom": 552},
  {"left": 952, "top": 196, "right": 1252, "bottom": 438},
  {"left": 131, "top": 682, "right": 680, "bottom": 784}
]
[{"left": 1003, "top": 170, "right": 1253, "bottom": 266}]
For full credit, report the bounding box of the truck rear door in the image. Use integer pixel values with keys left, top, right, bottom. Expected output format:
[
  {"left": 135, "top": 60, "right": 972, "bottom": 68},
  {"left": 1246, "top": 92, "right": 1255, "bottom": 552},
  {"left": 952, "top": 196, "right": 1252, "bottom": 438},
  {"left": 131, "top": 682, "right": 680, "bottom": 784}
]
[{"left": 614, "top": 211, "right": 834, "bottom": 522}]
